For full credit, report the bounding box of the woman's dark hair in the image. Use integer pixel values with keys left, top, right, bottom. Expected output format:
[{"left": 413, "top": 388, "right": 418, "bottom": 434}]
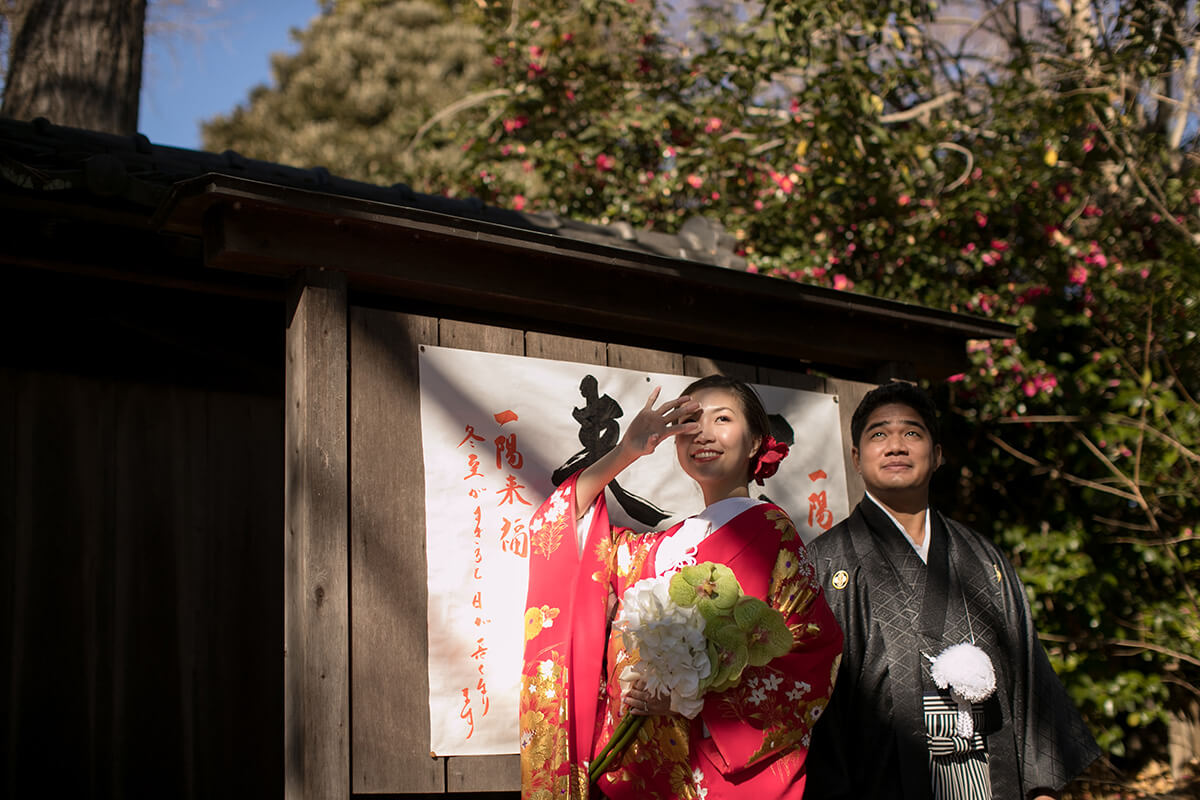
[
  {"left": 679, "top": 374, "right": 772, "bottom": 459},
  {"left": 850, "top": 381, "right": 940, "bottom": 447}
]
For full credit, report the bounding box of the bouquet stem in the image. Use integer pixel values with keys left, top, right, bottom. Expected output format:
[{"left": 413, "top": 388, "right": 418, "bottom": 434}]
[{"left": 587, "top": 713, "right": 645, "bottom": 784}]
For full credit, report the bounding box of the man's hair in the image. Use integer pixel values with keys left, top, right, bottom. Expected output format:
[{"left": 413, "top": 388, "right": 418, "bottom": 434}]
[
  {"left": 679, "top": 374, "right": 772, "bottom": 454},
  {"left": 850, "top": 382, "right": 940, "bottom": 447}
]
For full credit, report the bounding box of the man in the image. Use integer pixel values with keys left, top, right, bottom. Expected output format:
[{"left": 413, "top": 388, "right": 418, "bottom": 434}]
[{"left": 805, "top": 382, "right": 1098, "bottom": 800}]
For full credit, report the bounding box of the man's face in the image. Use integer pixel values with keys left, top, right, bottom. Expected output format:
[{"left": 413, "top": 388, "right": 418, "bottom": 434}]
[{"left": 851, "top": 402, "right": 942, "bottom": 498}]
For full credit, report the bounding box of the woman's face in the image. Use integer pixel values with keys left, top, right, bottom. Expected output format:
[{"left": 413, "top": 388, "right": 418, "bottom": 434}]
[{"left": 674, "top": 387, "right": 762, "bottom": 490}]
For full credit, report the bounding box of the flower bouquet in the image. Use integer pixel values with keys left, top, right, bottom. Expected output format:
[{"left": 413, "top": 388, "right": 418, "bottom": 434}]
[{"left": 587, "top": 562, "right": 793, "bottom": 783}]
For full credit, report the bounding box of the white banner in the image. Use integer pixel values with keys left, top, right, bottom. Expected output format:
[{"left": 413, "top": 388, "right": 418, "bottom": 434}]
[{"left": 418, "top": 346, "right": 848, "bottom": 755}]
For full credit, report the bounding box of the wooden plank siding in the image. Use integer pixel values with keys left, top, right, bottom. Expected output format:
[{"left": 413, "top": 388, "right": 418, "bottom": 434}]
[{"left": 349, "top": 308, "right": 443, "bottom": 793}]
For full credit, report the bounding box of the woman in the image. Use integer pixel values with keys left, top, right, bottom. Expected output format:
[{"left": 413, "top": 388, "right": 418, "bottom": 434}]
[{"left": 520, "top": 375, "right": 842, "bottom": 800}]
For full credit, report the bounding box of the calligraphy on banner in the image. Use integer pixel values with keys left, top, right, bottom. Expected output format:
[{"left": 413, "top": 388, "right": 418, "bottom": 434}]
[{"left": 418, "top": 346, "right": 848, "bottom": 755}]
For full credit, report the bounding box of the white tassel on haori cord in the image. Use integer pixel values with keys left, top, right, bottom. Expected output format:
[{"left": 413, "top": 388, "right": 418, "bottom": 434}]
[{"left": 928, "top": 643, "right": 996, "bottom": 739}]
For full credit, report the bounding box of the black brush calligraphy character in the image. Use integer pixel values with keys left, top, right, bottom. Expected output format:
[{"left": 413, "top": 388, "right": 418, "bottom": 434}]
[{"left": 552, "top": 375, "right": 670, "bottom": 526}]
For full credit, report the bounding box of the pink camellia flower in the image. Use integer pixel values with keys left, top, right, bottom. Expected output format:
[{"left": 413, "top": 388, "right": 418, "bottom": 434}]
[
  {"left": 962, "top": 242, "right": 976, "bottom": 254},
  {"left": 1082, "top": 205, "right": 1103, "bottom": 218},
  {"left": 990, "top": 239, "right": 1010, "bottom": 252},
  {"left": 947, "top": 373, "right": 965, "bottom": 383},
  {"left": 527, "top": 63, "right": 546, "bottom": 78},
  {"left": 1082, "top": 137, "right": 1095, "bottom": 153},
  {"left": 753, "top": 199, "right": 764, "bottom": 210},
  {"left": 770, "top": 171, "right": 794, "bottom": 193},
  {"left": 562, "top": 32, "right": 574, "bottom": 42},
  {"left": 1023, "top": 381, "right": 1037, "bottom": 398},
  {"left": 746, "top": 263, "right": 759, "bottom": 273},
  {"left": 981, "top": 251, "right": 1000, "bottom": 267},
  {"left": 811, "top": 266, "right": 827, "bottom": 278},
  {"left": 1068, "top": 265, "right": 1088, "bottom": 285},
  {"left": 833, "top": 274, "right": 854, "bottom": 291},
  {"left": 513, "top": 195, "right": 526, "bottom": 211},
  {"left": 500, "top": 144, "right": 513, "bottom": 156},
  {"left": 686, "top": 174, "right": 703, "bottom": 189},
  {"left": 503, "top": 116, "right": 528, "bottom": 133},
  {"left": 595, "top": 153, "right": 615, "bottom": 171},
  {"left": 974, "top": 210, "right": 988, "bottom": 227},
  {"left": 711, "top": 191, "right": 720, "bottom": 200},
  {"left": 705, "top": 117, "right": 722, "bottom": 133},
  {"left": 1084, "top": 244, "right": 1108, "bottom": 268},
  {"left": 1150, "top": 212, "right": 1162, "bottom": 223},
  {"left": 898, "top": 194, "right": 911, "bottom": 206},
  {"left": 566, "top": 89, "right": 576, "bottom": 102},
  {"left": 529, "top": 45, "right": 544, "bottom": 58}
]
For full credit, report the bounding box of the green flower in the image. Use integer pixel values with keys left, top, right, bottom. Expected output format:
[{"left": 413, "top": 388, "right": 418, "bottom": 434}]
[
  {"left": 733, "top": 597, "right": 793, "bottom": 667},
  {"left": 700, "top": 616, "right": 749, "bottom": 693},
  {"left": 669, "top": 563, "right": 742, "bottom": 621}
]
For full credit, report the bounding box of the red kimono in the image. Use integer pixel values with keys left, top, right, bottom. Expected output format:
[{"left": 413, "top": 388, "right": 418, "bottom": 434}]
[{"left": 520, "top": 474, "right": 843, "bottom": 800}]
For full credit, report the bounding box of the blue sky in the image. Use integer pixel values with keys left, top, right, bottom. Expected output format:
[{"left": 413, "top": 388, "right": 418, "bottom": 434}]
[{"left": 139, "top": 1, "right": 318, "bottom": 150}]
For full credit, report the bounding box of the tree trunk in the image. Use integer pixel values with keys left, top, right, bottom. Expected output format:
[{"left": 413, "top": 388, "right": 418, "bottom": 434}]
[{"left": 2, "top": 0, "right": 146, "bottom": 135}]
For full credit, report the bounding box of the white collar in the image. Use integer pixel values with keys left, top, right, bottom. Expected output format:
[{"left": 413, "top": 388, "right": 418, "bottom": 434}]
[{"left": 654, "top": 496, "right": 763, "bottom": 576}]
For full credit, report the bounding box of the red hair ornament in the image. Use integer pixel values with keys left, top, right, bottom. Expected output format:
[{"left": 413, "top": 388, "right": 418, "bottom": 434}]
[{"left": 752, "top": 435, "right": 789, "bottom": 485}]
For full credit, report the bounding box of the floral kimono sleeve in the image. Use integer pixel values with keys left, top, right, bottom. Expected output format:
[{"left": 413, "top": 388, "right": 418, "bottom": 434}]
[
  {"left": 521, "top": 474, "right": 659, "bottom": 800},
  {"left": 697, "top": 506, "right": 844, "bottom": 781}
]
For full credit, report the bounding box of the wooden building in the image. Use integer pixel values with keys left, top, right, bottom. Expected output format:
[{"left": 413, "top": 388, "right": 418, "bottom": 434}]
[{"left": 0, "top": 118, "right": 1011, "bottom": 799}]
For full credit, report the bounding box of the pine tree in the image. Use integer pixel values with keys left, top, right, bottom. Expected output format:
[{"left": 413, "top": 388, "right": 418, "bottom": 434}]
[{"left": 202, "top": 0, "right": 489, "bottom": 188}]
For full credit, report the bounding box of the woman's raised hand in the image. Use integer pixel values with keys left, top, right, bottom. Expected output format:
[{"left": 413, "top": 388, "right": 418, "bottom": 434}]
[
  {"left": 620, "top": 387, "right": 701, "bottom": 457},
  {"left": 573, "top": 387, "right": 700, "bottom": 519}
]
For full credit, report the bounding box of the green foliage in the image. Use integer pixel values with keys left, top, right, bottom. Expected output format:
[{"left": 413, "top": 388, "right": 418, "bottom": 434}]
[{"left": 206, "top": 0, "right": 1200, "bottom": 771}]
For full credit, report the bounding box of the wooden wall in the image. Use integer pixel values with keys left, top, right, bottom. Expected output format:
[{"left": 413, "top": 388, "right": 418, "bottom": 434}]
[
  {"left": 345, "top": 304, "right": 873, "bottom": 796},
  {"left": 0, "top": 270, "right": 284, "bottom": 799}
]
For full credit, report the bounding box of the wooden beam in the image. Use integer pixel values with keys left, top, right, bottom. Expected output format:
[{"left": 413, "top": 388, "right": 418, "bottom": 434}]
[
  {"left": 201, "top": 202, "right": 1004, "bottom": 381},
  {"left": 285, "top": 270, "right": 349, "bottom": 800}
]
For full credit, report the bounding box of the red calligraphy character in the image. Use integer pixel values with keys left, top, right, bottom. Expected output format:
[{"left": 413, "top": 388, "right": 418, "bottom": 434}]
[
  {"left": 477, "top": 678, "right": 490, "bottom": 717},
  {"left": 472, "top": 591, "right": 482, "bottom": 609},
  {"left": 473, "top": 507, "right": 482, "bottom": 534},
  {"left": 468, "top": 488, "right": 481, "bottom": 498},
  {"left": 474, "top": 546, "right": 482, "bottom": 564},
  {"left": 494, "top": 433, "right": 525, "bottom": 470},
  {"left": 471, "top": 638, "right": 488, "bottom": 660},
  {"left": 458, "top": 426, "right": 486, "bottom": 448},
  {"left": 808, "top": 489, "right": 834, "bottom": 531},
  {"left": 463, "top": 454, "right": 483, "bottom": 480},
  {"left": 497, "top": 474, "right": 532, "bottom": 506},
  {"left": 474, "top": 567, "right": 482, "bottom": 579},
  {"left": 808, "top": 469, "right": 828, "bottom": 482},
  {"left": 460, "top": 688, "right": 475, "bottom": 740},
  {"left": 494, "top": 409, "right": 519, "bottom": 426},
  {"left": 499, "top": 517, "right": 529, "bottom": 558}
]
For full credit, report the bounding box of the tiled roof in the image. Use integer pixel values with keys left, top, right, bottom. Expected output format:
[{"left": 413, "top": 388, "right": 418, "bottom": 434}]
[{"left": 0, "top": 116, "right": 745, "bottom": 268}]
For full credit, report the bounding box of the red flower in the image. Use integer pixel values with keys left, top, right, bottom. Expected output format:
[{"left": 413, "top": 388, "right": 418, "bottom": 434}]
[{"left": 752, "top": 436, "right": 789, "bottom": 485}]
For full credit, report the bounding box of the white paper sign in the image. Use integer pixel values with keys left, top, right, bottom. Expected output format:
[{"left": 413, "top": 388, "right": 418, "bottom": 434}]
[{"left": 418, "top": 346, "right": 848, "bottom": 755}]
